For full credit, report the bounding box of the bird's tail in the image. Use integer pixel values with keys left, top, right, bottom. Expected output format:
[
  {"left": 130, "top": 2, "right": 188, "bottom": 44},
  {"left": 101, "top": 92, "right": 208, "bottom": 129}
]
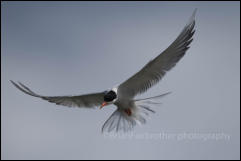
[
  {"left": 101, "top": 92, "right": 171, "bottom": 133},
  {"left": 134, "top": 92, "right": 171, "bottom": 103},
  {"left": 134, "top": 91, "right": 171, "bottom": 119}
]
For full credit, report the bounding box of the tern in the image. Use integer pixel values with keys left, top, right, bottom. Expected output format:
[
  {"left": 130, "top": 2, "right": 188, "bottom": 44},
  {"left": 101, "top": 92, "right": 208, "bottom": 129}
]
[{"left": 11, "top": 9, "right": 196, "bottom": 133}]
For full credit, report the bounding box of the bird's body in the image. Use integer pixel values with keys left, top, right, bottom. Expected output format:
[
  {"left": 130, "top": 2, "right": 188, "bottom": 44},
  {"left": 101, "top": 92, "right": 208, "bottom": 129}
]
[{"left": 11, "top": 9, "right": 197, "bottom": 133}]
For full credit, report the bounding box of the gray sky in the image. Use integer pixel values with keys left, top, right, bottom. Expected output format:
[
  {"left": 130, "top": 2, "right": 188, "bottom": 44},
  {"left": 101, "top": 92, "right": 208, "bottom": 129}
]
[{"left": 1, "top": 1, "right": 240, "bottom": 160}]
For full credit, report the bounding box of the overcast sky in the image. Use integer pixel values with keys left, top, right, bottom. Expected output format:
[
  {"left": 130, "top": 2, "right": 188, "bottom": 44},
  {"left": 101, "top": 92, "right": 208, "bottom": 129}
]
[{"left": 1, "top": 1, "right": 240, "bottom": 160}]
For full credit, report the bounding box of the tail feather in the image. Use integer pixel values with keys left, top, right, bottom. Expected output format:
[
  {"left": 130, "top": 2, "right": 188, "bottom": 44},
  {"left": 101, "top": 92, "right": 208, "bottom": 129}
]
[
  {"left": 102, "top": 92, "right": 171, "bottom": 133},
  {"left": 134, "top": 92, "right": 171, "bottom": 102},
  {"left": 101, "top": 109, "right": 137, "bottom": 133}
]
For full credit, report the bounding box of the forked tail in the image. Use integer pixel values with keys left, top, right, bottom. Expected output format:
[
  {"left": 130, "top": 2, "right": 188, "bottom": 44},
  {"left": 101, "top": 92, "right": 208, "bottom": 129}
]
[{"left": 101, "top": 92, "right": 171, "bottom": 133}]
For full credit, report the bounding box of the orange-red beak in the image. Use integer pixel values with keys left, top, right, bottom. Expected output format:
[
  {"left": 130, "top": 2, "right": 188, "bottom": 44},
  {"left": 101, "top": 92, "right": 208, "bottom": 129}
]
[{"left": 100, "top": 102, "right": 107, "bottom": 109}]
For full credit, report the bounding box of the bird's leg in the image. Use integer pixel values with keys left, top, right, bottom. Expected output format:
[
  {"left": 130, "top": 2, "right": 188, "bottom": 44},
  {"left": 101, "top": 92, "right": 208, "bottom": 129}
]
[{"left": 124, "top": 108, "right": 132, "bottom": 116}]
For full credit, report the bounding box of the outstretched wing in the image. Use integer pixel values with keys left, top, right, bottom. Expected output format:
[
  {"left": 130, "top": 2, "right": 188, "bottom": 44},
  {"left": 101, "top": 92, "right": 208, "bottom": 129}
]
[
  {"left": 118, "top": 9, "right": 196, "bottom": 99},
  {"left": 10, "top": 80, "right": 105, "bottom": 108}
]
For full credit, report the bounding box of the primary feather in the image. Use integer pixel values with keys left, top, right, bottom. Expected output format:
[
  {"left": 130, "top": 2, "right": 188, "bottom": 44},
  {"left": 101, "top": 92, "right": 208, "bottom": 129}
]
[
  {"left": 118, "top": 9, "right": 196, "bottom": 99},
  {"left": 10, "top": 80, "right": 105, "bottom": 108}
]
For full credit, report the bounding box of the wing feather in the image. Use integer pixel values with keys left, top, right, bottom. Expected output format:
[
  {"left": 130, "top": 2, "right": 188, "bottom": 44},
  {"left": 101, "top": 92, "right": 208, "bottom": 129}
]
[
  {"left": 118, "top": 9, "right": 196, "bottom": 98},
  {"left": 10, "top": 80, "right": 105, "bottom": 108}
]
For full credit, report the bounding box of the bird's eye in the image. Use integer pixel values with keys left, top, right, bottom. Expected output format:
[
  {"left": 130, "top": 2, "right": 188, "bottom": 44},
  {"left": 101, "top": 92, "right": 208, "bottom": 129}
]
[{"left": 104, "top": 90, "right": 117, "bottom": 102}]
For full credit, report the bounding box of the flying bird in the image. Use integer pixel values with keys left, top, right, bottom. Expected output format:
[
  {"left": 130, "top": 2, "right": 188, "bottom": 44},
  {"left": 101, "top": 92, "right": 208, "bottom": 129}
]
[{"left": 11, "top": 9, "right": 196, "bottom": 133}]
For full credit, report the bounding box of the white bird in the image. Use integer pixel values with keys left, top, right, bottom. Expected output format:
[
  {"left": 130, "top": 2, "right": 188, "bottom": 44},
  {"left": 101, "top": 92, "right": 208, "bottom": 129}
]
[{"left": 11, "top": 9, "right": 196, "bottom": 133}]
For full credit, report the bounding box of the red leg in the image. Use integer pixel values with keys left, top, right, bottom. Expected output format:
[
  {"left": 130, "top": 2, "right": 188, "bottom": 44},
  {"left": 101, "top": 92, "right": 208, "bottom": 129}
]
[{"left": 124, "top": 108, "right": 132, "bottom": 116}]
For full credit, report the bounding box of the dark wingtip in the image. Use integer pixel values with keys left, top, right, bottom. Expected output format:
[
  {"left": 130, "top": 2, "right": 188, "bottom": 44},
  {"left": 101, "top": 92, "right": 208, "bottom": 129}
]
[
  {"left": 186, "top": 8, "right": 197, "bottom": 26},
  {"left": 193, "top": 8, "right": 197, "bottom": 17},
  {"left": 10, "top": 80, "right": 18, "bottom": 87},
  {"left": 191, "top": 8, "right": 197, "bottom": 23}
]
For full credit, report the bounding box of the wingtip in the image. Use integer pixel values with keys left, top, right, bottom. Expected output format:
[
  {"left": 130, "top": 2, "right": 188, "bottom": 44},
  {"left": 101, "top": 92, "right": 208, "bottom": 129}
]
[
  {"left": 192, "top": 8, "right": 197, "bottom": 19},
  {"left": 166, "top": 91, "right": 172, "bottom": 95},
  {"left": 185, "top": 8, "right": 197, "bottom": 28},
  {"left": 193, "top": 8, "right": 197, "bottom": 15},
  {"left": 10, "top": 80, "right": 17, "bottom": 86}
]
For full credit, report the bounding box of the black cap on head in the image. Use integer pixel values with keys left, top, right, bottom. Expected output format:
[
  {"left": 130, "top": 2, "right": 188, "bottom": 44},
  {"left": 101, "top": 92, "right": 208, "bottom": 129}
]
[{"left": 104, "top": 90, "right": 117, "bottom": 102}]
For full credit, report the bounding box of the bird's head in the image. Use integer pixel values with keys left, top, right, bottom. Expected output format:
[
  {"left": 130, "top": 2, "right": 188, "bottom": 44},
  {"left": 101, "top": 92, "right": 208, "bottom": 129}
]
[{"left": 100, "top": 87, "right": 118, "bottom": 109}]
